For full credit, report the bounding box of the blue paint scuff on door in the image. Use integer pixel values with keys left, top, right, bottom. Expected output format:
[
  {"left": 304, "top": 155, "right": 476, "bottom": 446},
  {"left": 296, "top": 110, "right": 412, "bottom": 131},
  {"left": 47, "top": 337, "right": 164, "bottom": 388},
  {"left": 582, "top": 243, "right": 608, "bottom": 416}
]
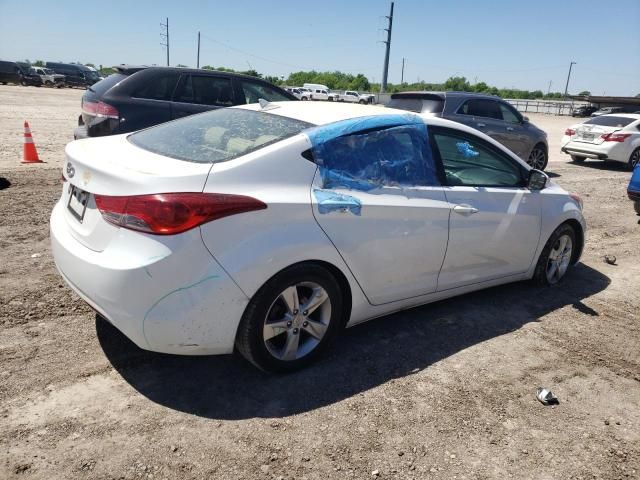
[{"left": 313, "top": 189, "right": 362, "bottom": 216}]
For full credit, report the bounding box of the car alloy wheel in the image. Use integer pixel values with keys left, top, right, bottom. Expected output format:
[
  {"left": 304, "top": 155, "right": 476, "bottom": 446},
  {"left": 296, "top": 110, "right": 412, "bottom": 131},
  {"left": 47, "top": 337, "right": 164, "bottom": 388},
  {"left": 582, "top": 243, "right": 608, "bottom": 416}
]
[
  {"left": 263, "top": 282, "right": 331, "bottom": 361},
  {"left": 528, "top": 147, "right": 547, "bottom": 170},
  {"left": 545, "top": 234, "right": 573, "bottom": 284},
  {"left": 235, "top": 263, "right": 343, "bottom": 371}
]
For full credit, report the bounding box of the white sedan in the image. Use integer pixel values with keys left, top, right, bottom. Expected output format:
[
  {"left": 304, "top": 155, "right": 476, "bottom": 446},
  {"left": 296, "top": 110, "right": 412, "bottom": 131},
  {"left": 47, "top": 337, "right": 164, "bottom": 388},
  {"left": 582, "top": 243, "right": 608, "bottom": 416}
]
[
  {"left": 561, "top": 113, "right": 640, "bottom": 169},
  {"left": 51, "top": 102, "right": 585, "bottom": 371}
]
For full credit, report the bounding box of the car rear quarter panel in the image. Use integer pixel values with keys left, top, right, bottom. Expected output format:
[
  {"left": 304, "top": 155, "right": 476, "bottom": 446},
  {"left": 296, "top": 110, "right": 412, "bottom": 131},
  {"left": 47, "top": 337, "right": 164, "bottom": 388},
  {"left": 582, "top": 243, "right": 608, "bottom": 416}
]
[{"left": 199, "top": 135, "right": 370, "bottom": 322}]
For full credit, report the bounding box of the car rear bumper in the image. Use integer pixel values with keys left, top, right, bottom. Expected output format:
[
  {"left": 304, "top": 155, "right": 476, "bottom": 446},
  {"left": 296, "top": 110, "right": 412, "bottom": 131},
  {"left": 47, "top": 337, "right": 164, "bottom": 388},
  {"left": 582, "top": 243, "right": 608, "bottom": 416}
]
[
  {"left": 561, "top": 140, "right": 629, "bottom": 162},
  {"left": 50, "top": 199, "right": 249, "bottom": 355}
]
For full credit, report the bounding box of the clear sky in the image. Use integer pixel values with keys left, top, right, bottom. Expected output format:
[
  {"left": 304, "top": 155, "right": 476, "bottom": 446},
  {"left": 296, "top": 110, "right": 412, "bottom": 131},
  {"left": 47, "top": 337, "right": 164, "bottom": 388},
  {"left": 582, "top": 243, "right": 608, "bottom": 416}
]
[{"left": 1, "top": 0, "right": 638, "bottom": 95}]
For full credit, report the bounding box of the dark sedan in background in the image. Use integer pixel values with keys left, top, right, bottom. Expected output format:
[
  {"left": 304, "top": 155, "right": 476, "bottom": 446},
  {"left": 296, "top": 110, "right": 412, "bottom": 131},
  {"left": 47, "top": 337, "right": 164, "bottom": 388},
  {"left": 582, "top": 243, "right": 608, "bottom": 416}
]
[{"left": 74, "top": 66, "right": 297, "bottom": 139}]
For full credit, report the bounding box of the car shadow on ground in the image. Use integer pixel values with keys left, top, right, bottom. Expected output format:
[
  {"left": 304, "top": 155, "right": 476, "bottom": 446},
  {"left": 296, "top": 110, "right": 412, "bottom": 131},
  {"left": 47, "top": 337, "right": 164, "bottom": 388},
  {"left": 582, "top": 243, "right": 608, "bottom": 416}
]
[
  {"left": 0, "top": 177, "right": 11, "bottom": 190},
  {"left": 97, "top": 263, "right": 609, "bottom": 420},
  {"left": 571, "top": 160, "right": 630, "bottom": 172}
]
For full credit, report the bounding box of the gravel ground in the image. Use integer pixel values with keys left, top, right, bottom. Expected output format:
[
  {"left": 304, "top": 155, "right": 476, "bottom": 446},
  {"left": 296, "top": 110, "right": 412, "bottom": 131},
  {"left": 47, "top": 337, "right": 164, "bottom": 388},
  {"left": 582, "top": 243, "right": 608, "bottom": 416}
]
[{"left": 1, "top": 84, "right": 639, "bottom": 480}]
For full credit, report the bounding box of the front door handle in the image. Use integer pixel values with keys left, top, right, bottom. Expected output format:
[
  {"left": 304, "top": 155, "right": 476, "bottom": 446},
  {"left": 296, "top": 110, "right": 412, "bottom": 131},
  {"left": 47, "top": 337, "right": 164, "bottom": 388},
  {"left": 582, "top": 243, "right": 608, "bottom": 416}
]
[
  {"left": 453, "top": 204, "right": 479, "bottom": 216},
  {"left": 476, "top": 122, "right": 486, "bottom": 128},
  {"left": 506, "top": 126, "right": 515, "bottom": 131}
]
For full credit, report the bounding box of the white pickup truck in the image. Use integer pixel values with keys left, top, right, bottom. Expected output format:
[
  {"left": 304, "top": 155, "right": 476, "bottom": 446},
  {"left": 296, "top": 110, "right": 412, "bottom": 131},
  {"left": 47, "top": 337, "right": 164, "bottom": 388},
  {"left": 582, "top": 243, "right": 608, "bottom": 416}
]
[
  {"left": 337, "top": 90, "right": 375, "bottom": 104},
  {"left": 31, "top": 67, "right": 65, "bottom": 87},
  {"left": 302, "top": 83, "right": 338, "bottom": 101}
]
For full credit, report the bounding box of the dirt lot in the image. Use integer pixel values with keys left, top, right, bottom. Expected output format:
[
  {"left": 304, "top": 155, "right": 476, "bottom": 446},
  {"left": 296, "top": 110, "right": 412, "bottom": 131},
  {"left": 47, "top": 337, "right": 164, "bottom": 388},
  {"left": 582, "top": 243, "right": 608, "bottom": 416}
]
[{"left": 1, "top": 84, "right": 638, "bottom": 479}]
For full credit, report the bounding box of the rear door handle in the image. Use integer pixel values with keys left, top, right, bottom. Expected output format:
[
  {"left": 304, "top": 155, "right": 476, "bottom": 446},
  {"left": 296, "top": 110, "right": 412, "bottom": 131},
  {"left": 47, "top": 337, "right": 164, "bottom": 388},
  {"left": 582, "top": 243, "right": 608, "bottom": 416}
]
[
  {"left": 476, "top": 123, "right": 486, "bottom": 128},
  {"left": 453, "top": 204, "right": 479, "bottom": 216},
  {"left": 506, "top": 126, "right": 514, "bottom": 131}
]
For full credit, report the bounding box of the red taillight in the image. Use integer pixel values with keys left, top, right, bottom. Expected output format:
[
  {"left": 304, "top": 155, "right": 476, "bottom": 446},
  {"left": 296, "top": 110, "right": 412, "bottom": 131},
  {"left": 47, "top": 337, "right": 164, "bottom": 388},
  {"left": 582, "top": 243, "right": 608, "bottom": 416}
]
[
  {"left": 94, "top": 192, "right": 267, "bottom": 235},
  {"left": 565, "top": 128, "right": 576, "bottom": 136},
  {"left": 82, "top": 100, "right": 119, "bottom": 119},
  {"left": 601, "top": 132, "right": 631, "bottom": 142}
]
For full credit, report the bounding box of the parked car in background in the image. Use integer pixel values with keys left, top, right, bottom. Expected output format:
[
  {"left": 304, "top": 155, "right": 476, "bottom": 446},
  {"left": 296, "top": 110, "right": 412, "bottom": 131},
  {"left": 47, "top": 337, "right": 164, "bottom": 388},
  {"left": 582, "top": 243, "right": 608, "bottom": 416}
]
[
  {"left": 303, "top": 83, "right": 338, "bottom": 101},
  {"left": 284, "top": 87, "right": 303, "bottom": 99},
  {"left": 628, "top": 165, "right": 640, "bottom": 215},
  {"left": 572, "top": 105, "right": 597, "bottom": 117},
  {"left": 31, "top": 66, "right": 65, "bottom": 87},
  {"left": 0, "top": 60, "right": 22, "bottom": 84},
  {"left": 298, "top": 87, "right": 312, "bottom": 100},
  {"left": 45, "top": 62, "right": 99, "bottom": 88},
  {"left": 388, "top": 91, "right": 549, "bottom": 169},
  {"left": 74, "top": 65, "right": 296, "bottom": 138},
  {"left": 561, "top": 114, "right": 640, "bottom": 170},
  {"left": 52, "top": 102, "right": 585, "bottom": 372},
  {"left": 15, "top": 62, "right": 43, "bottom": 87},
  {"left": 337, "top": 90, "right": 370, "bottom": 104},
  {"left": 590, "top": 106, "right": 625, "bottom": 117}
]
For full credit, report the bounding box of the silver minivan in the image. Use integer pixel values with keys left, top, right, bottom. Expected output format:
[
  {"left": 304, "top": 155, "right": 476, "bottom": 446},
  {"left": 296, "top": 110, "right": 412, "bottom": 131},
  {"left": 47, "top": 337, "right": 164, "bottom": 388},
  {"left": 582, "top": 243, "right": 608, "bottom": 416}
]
[{"left": 388, "top": 92, "right": 549, "bottom": 170}]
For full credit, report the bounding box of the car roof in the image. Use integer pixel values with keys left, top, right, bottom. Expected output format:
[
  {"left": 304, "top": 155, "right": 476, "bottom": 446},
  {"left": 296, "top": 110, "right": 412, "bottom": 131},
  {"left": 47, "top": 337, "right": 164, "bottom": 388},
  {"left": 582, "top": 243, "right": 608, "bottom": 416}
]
[
  {"left": 599, "top": 113, "right": 640, "bottom": 120},
  {"left": 114, "top": 65, "right": 281, "bottom": 82},
  {"left": 234, "top": 101, "right": 412, "bottom": 125},
  {"left": 390, "top": 91, "right": 499, "bottom": 100}
]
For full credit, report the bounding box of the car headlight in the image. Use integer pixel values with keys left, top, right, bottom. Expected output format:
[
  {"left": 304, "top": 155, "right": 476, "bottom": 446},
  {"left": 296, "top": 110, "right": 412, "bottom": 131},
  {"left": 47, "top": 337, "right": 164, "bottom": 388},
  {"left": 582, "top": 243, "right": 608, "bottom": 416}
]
[{"left": 569, "top": 193, "right": 583, "bottom": 211}]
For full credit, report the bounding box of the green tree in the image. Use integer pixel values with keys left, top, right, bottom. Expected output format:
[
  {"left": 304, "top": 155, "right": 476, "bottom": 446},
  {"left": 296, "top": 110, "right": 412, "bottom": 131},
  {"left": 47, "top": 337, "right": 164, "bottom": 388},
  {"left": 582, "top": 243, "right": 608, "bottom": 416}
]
[
  {"left": 33, "top": 60, "right": 44, "bottom": 67},
  {"left": 578, "top": 90, "right": 591, "bottom": 96},
  {"left": 176, "top": 64, "right": 189, "bottom": 68},
  {"left": 443, "top": 76, "right": 471, "bottom": 92}
]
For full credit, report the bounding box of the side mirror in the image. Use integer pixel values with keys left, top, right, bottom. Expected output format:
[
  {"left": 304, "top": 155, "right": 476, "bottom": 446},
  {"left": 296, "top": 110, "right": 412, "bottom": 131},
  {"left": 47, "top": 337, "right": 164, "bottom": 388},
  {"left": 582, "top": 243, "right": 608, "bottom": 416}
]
[
  {"left": 522, "top": 115, "right": 530, "bottom": 123},
  {"left": 528, "top": 169, "right": 548, "bottom": 190}
]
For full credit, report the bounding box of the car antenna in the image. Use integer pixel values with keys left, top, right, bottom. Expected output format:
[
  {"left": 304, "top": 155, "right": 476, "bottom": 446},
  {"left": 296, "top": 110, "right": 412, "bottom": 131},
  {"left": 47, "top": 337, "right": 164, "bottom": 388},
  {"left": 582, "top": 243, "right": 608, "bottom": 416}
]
[{"left": 258, "top": 98, "right": 280, "bottom": 111}]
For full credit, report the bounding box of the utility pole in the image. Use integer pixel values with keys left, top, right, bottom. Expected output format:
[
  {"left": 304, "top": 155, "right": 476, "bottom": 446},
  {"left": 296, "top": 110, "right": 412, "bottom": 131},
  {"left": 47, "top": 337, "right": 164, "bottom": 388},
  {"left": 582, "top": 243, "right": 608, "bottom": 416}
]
[
  {"left": 547, "top": 80, "right": 552, "bottom": 96},
  {"left": 563, "top": 61, "right": 576, "bottom": 99},
  {"left": 380, "top": 1, "right": 394, "bottom": 93},
  {"left": 160, "top": 17, "right": 170, "bottom": 67},
  {"left": 197, "top": 31, "right": 201, "bottom": 69},
  {"left": 400, "top": 57, "right": 405, "bottom": 84}
]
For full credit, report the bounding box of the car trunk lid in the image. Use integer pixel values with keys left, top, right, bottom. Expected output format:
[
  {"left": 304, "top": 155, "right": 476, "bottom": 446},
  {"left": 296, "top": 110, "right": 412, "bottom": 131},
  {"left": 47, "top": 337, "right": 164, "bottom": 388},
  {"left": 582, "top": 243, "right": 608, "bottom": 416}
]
[
  {"left": 574, "top": 124, "right": 621, "bottom": 145},
  {"left": 62, "top": 135, "right": 213, "bottom": 252}
]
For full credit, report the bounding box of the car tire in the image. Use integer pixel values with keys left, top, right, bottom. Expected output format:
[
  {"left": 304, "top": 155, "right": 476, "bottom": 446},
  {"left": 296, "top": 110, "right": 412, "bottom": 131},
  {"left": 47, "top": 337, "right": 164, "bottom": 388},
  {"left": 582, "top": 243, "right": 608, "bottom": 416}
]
[
  {"left": 235, "top": 263, "right": 344, "bottom": 372},
  {"left": 20, "top": 80, "right": 27, "bottom": 86},
  {"left": 628, "top": 148, "right": 640, "bottom": 171},
  {"left": 571, "top": 155, "right": 586, "bottom": 163},
  {"left": 532, "top": 223, "right": 577, "bottom": 286},
  {"left": 527, "top": 144, "right": 548, "bottom": 170},
  {"left": 45, "top": 81, "right": 53, "bottom": 86}
]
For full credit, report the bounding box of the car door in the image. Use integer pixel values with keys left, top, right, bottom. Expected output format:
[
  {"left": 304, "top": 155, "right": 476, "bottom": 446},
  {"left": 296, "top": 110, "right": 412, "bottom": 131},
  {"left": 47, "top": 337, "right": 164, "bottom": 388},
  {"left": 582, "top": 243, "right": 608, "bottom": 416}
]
[
  {"left": 452, "top": 99, "right": 508, "bottom": 145},
  {"left": 430, "top": 126, "right": 541, "bottom": 291},
  {"left": 497, "top": 101, "right": 530, "bottom": 158},
  {"left": 171, "top": 73, "right": 234, "bottom": 119},
  {"left": 310, "top": 122, "right": 450, "bottom": 305},
  {"left": 119, "top": 71, "right": 179, "bottom": 132}
]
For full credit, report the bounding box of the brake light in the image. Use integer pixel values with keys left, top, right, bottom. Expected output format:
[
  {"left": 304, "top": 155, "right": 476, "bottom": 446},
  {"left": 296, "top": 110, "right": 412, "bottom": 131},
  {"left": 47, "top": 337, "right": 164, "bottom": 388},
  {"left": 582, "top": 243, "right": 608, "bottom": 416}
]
[
  {"left": 601, "top": 133, "right": 631, "bottom": 142},
  {"left": 82, "top": 100, "right": 119, "bottom": 119},
  {"left": 565, "top": 128, "right": 576, "bottom": 136},
  {"left": 94, "top": 192, "right": 267, "bottom": 235}
]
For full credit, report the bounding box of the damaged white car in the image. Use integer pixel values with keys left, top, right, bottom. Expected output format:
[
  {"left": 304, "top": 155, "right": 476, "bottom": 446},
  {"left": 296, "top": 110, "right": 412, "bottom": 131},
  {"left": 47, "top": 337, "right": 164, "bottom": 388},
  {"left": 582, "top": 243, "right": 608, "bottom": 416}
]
[{"left": 51, "top": 102, "right": 586, "bottom": 371}]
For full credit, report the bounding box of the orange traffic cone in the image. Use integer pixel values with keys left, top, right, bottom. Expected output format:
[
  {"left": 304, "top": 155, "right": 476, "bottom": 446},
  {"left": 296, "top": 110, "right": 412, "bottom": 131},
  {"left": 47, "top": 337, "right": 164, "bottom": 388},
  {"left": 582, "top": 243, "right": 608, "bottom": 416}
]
[{"left": 22, "top": 121, "right": 43, "bottom": 164}]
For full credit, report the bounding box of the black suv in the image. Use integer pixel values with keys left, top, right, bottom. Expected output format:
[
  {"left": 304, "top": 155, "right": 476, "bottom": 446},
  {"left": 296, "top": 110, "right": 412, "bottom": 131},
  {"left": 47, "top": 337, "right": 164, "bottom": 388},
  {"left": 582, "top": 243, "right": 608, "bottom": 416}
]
[
  {"left": 75, "top": 66, "right": 297, "bottom": 138},
  {"left": 388, "top": 91, "right": 549, "bottom": 169},
  {"left": 46, "top": 62, "right": 99, "bottom": 88}
]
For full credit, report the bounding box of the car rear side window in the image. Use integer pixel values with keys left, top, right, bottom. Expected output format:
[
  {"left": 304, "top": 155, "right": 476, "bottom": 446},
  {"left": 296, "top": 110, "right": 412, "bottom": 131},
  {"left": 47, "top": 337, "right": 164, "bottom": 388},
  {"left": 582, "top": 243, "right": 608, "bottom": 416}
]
[
  {"left": 458, "top": 99, "right": 502, "bottom": 120},
  {"left": 128, "top": 108, "right": 312, "bottom": 164},
  {"left": 584, "top": 116, "right": 635, "bottom": 127},
  {"left": 432, "top": 128, "right": 524, "bottom": 187},
  {"left": 241, "top": 81, "right": 292, "bottom": 104},
  {"left": 174, "top": 75, "right": 234, "bottom": 106},
  {"left": 132, "top": 73, "right": 179, "bottom": 101},
  {"left": 310, "top": 124, "right": 439, "bottom": 189},
  {"left": 91, "top": 73, "right": 127, "bottom": 96}
]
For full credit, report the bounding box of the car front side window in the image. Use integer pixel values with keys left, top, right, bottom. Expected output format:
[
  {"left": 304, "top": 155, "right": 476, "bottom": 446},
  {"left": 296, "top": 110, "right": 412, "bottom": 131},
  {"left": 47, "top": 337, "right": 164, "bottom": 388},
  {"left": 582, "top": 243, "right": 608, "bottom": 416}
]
[
  {"left": 499, "top": 102, "right": 522, "bottom": 124},
  {"left": 432, "top": 128, "right": 525, "bottom": 187}
]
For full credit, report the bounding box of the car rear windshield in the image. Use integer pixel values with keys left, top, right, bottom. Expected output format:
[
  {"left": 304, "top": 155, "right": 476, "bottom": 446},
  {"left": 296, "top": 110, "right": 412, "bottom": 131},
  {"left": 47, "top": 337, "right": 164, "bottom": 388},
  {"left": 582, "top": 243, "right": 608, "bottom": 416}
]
[
  {"left": 584, "top": 116, "right": 635, "bottom": 127},
  {"left": 128, "top": 108, "right": 313, "bottom": 164},
  {"left": 387, "top": 98, "right": 444, "bottom": 114},
  {"left": 89, "top": 73, "right": 127, "bottom": 96}
]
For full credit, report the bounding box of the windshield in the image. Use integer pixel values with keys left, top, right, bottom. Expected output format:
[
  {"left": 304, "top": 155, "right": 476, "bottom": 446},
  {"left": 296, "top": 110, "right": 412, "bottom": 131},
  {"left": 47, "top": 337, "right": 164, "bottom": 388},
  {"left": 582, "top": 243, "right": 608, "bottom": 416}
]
[
  {"left": 584, "top": 116, "right": 635, "bottom": 128},
  {"left": 129, "top": 108, "right": 313, "bottom": 164},
  {"left": 43, "top": 69, "right": 55, "bottom": 74},
  {"left": 85, "top": 70, "right": 100, "bottom": 80}
]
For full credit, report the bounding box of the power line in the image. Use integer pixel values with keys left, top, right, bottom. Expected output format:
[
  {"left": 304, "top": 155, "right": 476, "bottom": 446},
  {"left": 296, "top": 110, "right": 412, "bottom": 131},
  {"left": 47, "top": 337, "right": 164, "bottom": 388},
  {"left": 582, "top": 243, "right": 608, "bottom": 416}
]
[{"left": 160, "top": 17, "right": 169, "bottom": 67}]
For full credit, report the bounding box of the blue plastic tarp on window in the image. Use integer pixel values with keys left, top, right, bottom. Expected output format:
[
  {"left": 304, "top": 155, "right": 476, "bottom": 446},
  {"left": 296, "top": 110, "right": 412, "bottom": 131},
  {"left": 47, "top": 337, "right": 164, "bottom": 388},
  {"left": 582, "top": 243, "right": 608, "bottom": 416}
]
[{"left": 304, "top": 114, "right": 438, "bottom": 191}]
